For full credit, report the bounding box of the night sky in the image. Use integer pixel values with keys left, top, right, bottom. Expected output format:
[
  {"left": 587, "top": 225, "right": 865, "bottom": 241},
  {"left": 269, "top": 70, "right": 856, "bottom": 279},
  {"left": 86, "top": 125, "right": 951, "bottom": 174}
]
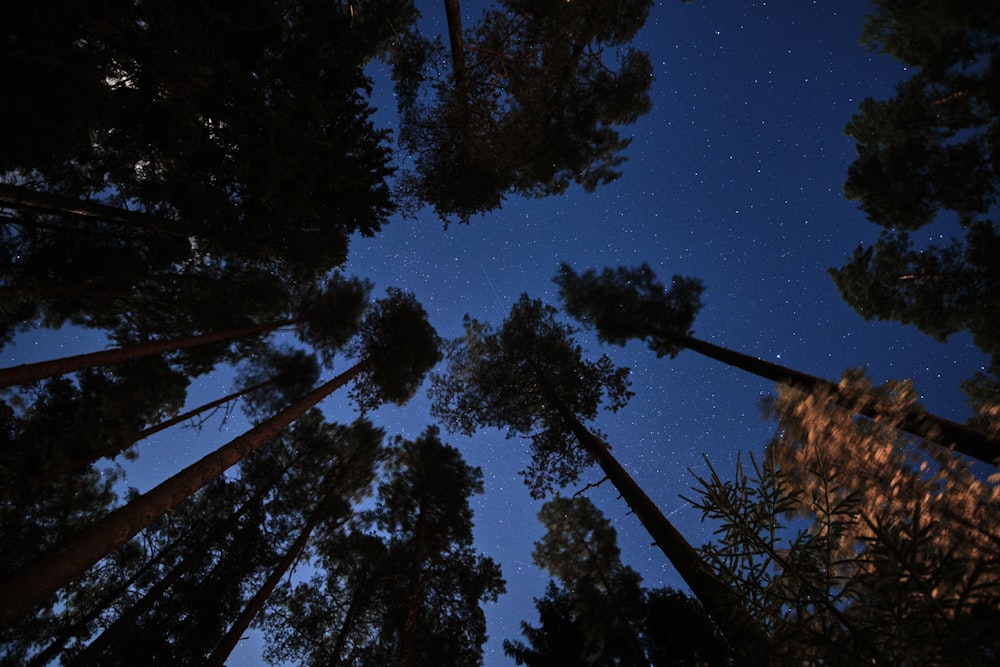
[{"left": 4, "top": 1, "right": 991, "bottom": 665}]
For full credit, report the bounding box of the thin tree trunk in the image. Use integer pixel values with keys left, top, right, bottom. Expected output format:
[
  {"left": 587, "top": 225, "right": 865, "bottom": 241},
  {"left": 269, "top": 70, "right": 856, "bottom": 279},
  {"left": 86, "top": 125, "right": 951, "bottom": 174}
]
[
  {"left": 0, "top": 360, "right": 371, "bottom": 629},
  {"left": 679, "top": 335, "right": 1000, "bottom": 465},
  {"left": 66, "top": 469, "right": 285, "bottom": 667},
  {"left": 0, "top": 320, "right": 293, "bottom": 388},
  {"left": 52, "top": 379, "right": 275, "bottom": 481},
  {"left": 550, "top": 398, "right": 772, "bottom": 664},
  {"left": 27, "top": 528, "right": 190, "bottom": 667},
  {"left": 208, "top": 440, "right": 371, "bottom": 667},
  {"left": 206, "top": 501, "right": 326, "bottom": 667},
  {"left": 0, "top": 182, "right": 184, "bottom": 236},
  {"left": 443, "top": 0, "right": 467, "bottom": 91},
  {"left": 131, "top": 379, "right": 273, "bottom": 444}
]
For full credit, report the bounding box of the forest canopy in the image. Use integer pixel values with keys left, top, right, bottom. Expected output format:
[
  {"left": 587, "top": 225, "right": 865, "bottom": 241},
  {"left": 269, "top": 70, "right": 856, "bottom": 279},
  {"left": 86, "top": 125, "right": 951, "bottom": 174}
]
[{"left": 2, "top": 1, "right": 998, "bottom": 665}]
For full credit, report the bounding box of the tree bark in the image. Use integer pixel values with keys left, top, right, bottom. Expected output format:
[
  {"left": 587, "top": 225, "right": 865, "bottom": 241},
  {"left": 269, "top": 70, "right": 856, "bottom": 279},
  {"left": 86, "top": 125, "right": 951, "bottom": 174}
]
[
  {"left": 0, "top": 361, "right": 370, "bottom": 630},
  {"left": 550, "top": 398, "right": 772, "bottom": 664},
  {"left": 679, "top": 335, "right": 1000, "bottom": 465},
  {"left": 0, "top": 320, "right": 293, "bottom": 388}
]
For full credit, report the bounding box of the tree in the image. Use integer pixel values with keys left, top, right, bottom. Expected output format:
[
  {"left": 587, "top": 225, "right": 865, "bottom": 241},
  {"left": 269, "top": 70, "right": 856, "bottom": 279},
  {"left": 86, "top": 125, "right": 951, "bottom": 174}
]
[
  {"left": 2, "top": 0, "right": 406, "bottom": 276},
  {"left": 0, "top": 356, "right": 189, "bottom": 497},
  {"left": 830, "top": 225, "right": 1000, "bottom": 362},
  {"left": 430, "top": 294, "right": 769, "bottom": 660},
  {"left": 63, "top": 474, "right": 276, "bottom": 666},
  {"left": 0, "top": 274, "right": 370, "bottom": 388},
  {"left": 261, "top": 426, "right": 504, "bottom": 666},
  {"left": 206, "top": 418, "right": 385, "bottom": 667},
  {"left": 688, "top": 372, "right": 1000, "bottom": 664},
  {"left": 555, "top": 262, "right": 1000, "bottom": 464},
  {"left": 394, "top": 0, "right": 655, "bottom": 220},
  {"left": 835, "top": 1, "right": 1000, "bottom": 368},
  {"left": 0, "top": 288, "right": 440, "bottom": 629},
  {"left": 505, "top": 495, "right": 728, "bottom": 667}
]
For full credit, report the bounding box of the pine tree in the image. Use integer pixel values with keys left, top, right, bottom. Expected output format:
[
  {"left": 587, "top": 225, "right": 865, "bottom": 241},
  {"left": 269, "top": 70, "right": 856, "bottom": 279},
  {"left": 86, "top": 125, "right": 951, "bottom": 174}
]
[
  {"left": 689, "top": 372, "right": 1000, "bottom": 664},
  {"left": 430, "top": 295, "right": 770, "bottom": 661},
  {"left": 555, "top": 262, "right": 1000, "bottom": 464},
  {"left": 0, "top": 289, "right": 439, "bottom": 629}
]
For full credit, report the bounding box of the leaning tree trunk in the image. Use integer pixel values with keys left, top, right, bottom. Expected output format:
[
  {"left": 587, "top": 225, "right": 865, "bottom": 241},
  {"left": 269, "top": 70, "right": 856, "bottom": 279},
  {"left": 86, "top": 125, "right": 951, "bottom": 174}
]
[
  {"left": 206, "top": 498, "right": 328, "bottom": 667},
  {"left": 56, "top": 378, "right": 276, "bottom": 479},
  {"left": 678, "top": 334, "right": 1000, "bottom": 465},
  {"left": 27, "top": 526, "right": 193, "bottom": 667},
  {"left": 65, "top": 462, "right": 290, "bottom": 667},
  {"left": 0, "top": 360, "right": 371, "bottom": 630},
  {"left": 443, "top": 0, "right": 467, "bottom": 91},
  {"left": 0, "top": 320, "right": 295, "bottom": 388},
  {"left": 550, "top": 398, "right": 772, "bottom": 664},
  {"left": 397, "top": 500, "right": 429, "bottom": 667}
]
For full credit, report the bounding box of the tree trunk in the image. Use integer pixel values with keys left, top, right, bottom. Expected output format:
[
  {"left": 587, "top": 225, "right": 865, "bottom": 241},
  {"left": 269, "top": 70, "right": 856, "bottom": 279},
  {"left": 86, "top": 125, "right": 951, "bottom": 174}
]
[
  {"left": 679, "top": 335, "right": 1000, "bottom": 465},
  {"left": 27, "top": 529, "right": 190, "bottom": 667},
  {"left": 51, "top": 379, "right": 275, "bottom": 482},
  {"left": 131, "top": 379, "right": 273, "bottom": 444},
  {"left": 206, "top": 500, "right": 326, "bottom": 667},
  {"left": 550, "top": 398, "right": 772, "bottom": 664},
  {"left": 443, "top": 0, "right": 467, "bottom": 91},
  {"left": 0, "top": 182, "right": 183, "bottom": 236},
  {"left": 0, "top": 320, "right": 293, "bottom": 388},
  {"left": 0, "top": 361, "right": 371, "bottom": 629},
  {"left": 67, "top": 469, "right": 285, "bottom": 667}
]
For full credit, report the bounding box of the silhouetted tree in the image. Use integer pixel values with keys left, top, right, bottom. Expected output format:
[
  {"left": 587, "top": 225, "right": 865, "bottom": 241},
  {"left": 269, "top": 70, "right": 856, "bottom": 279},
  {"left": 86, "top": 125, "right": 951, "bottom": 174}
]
[
  {"left": 835, "top": 1, "right": 1000, "bottom": 374},
  {"left": 395, "top": 0, "right": 655, "bottom": 220},
  {"left": 262, "top": 427, "right": 504, "bottom": 666},
  {"left": 830, "top": 225, "right": 999, "bottom": 363},
  {"left": 206, "top": 418, "right": 385, "bottom": 667},
  {"left": 0, "top": 288, "right": 439, "bottom": 628},
  {"left": 0, "top": 274, "right": 370, "bottom": 388},
  {"left": 430, "top": 295, "right": 769, "bottom": 661},
  {"left": 506, "top": 495, "right": 727, "bottom": 667},
  {"left": 555, "top": 262, "right": 1000, "bottom": 464},
  {"left": 1, "top": 0, "right": 405, "bottom": 276}
]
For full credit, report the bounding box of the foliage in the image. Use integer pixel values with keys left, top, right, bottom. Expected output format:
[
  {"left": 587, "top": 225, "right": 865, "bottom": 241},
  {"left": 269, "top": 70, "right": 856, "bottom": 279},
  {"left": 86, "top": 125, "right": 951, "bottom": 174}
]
[
  {"left": 830, "top": 225, "right": 999, "bottom": 359},
  {"left": 348, "top": 288, "right": 443, "bottom": 410},
  {"left": 506, "top": 495, "right": 727, "bottom": 667},
  {"left": 555, "top": 262, "right": 705, "bottom": 358},
  {"left": 836, "top": 0, "right": 1000, "bottom": 374},
  {"left": 1, "top": 0, "right": 401, "bottom": 276},
  {"left": 394, "top": 0, "right": 655, "bottom": 221},
  {"left": 430, "top": 294, "right": 632, "bottom": 497},
  {"left": 262, "top": 426, "right": 504, "bottom": 666},
  {"left": 688, "top": 369, "right": 1000, "bottom": 665}
]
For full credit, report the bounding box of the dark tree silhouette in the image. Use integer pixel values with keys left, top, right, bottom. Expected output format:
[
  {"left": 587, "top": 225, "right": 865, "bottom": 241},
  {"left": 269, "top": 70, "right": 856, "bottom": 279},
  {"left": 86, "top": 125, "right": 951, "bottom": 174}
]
[
  {"left": 506, "top": 495, "right": 728, "bottom": 667},
  {"left": 261, "top": 427, "right": 504, "bottom": 666},
  {"left": 555, "top": 262, "right": 1000, "bottom": 465},
  {"left": 835, "top": 1, "right": 1000, "bottom": 379},
  {"left": 430, "top": 295, "right": 769, "bottom": 660},
  {"left": 1, "top": 0, "right": 406, "bottom": 276},
  {"left": 206, "top": 419, "right": 385, "bottom": 667},
  {"left": 0, "top": 275, "right": 370, "bottom": 388},
  {"left": 0, "top": 289, "right": 440, "bottom": 629},
  {"left": 395, "top": 0, "right": 655, "bottom": 220}
]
